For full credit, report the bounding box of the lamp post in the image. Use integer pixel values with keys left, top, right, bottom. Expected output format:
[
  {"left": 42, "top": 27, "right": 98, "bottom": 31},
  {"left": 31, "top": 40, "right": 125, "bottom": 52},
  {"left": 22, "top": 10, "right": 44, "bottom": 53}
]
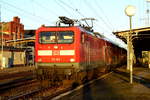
[{"left": 125, "top": 5, "right": 136, "bottom": 84}]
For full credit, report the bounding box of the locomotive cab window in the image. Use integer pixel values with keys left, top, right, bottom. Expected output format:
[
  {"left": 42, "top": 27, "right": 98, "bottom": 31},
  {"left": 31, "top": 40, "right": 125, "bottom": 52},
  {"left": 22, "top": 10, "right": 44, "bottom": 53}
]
[
  {"left": 39, "top": 31, "right": 74, "bottom": 44},
  {"left": 58, "top": 31, "right": 74, "bottom": 43},
  {"left": 39, "top": 32, "right": 56, "bottom": 43}
]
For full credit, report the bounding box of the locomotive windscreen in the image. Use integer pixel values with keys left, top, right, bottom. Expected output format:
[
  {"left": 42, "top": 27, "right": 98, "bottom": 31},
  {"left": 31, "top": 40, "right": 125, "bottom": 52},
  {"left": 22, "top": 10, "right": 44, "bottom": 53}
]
[{"left": 39, "top": 31, "right": 74, "bottom": 44}]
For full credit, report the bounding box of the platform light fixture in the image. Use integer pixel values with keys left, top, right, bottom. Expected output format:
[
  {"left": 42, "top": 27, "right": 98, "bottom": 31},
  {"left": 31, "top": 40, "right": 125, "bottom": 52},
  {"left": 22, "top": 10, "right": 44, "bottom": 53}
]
[
  {"left": 125, "top": 5, "right": 136, "bottom": 84},
  {"left": 125, "top": 5, "right": 136, "bottom": 17}
]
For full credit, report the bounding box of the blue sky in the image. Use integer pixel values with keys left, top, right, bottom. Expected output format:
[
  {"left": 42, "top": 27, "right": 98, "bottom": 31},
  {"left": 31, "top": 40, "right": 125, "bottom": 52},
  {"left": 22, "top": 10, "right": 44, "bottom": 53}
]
[{"left": 0, "top": 0, "right": 149, "bottom": 47}]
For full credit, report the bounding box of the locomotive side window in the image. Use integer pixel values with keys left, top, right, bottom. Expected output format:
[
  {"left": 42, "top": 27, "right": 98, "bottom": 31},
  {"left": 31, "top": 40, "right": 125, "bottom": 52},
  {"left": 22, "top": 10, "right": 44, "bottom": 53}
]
[
  {"left": 81, "top": 32, "right": 85, "bottom": 43},
  {"left": 39, "top": 31, "right": 74, "bottom": 44}
]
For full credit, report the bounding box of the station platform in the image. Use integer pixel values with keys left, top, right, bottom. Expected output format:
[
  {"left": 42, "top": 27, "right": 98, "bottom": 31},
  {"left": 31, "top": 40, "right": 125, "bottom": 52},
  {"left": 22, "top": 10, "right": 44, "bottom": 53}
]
[
  {"left": 53, "top": 66, "right": 150, "bottom": 100},
  {"left": 0, "top": 66, "right": 36, "bottom": 84},
  {"left": 0, "top": 66, "right": 36, "bottom": 75}
]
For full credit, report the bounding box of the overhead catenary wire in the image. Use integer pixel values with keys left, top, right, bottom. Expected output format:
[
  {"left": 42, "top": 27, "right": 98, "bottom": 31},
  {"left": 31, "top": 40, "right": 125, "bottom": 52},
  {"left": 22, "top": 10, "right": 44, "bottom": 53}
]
[
  {"left": 67, "top": 0, "right": 110, "bottom": 32},
  {"left": 94, "top": 0, "right": 115, "bottom": 30},
  {"left": 83, "top": 0, "right": 113, "bottom": 32},
  {"left": 55, "top": 0, "right": 75, "bottom": 18},
  {"left": 57, "top": 0, "right": 85, "bottom": 17},
  {"left": 0, "top": 0, "right": 45, "bottom": 28},
  {"left": 2, "top": 5, "right": 42, "bottom": 24},
  {"left": 1, "top": 0, "right": 116, "bottom": 33},
  {"left": 57, "top": 0, "right": 95, "bottom": 27},
  {"left": 32, "top": 0, "right": 59, "bottom": 17},
  {"left": 0, "top": 0, "right": 52, "bottom": 23},
  {"left": 55, "top": 0, "right": 110, "bottom": 33}
]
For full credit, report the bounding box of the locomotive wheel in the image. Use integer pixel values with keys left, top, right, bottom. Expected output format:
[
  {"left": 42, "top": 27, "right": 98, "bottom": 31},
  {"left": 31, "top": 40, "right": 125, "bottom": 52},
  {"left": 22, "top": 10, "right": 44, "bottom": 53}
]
[
  {"left": 105, "top": 65, "right": 111, "bottom": 73},
  {"left": 71, "top": 72, "right": 87, "bottom": 89},
  {"left": 92, "top": 68, "right": 99, "bottom": 79},
  {"left": 72, "top": 81, "right": 79, "bottom": 89}
]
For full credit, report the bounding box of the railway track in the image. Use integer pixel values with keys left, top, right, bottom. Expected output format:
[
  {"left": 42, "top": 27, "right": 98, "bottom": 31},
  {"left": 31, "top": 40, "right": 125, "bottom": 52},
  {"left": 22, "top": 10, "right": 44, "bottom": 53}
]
[
  {"left": 5, "top": 72, "right": 109, "bottom": 100},
  {"left": 9, "top": 88, "right": 41, "bottom": 100},
  {"left": 9, "top": 85, "right": 71, "bottom": 100},
  {"left": 0, "top": 69, "right": 38, "bottom": 100},
  {"left": 0, "top": 68, "right": 111, "bottom": 100},
  {"left": 0, "top": 76, "right": 34, "bottom": 93},
  {"left": 0, "top": 79, "right": 40, "bottom": 100},
  {"left": 0, "top": 74, "right": 70, "bottom": 100}
]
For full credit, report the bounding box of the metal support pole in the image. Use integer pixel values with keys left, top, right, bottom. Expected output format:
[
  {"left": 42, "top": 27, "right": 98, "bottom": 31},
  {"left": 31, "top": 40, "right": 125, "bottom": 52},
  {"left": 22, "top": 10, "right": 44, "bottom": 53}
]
[
  {"left": 125, "top": 5, "right": 135, "bottom": 84},
  {"left": 129, "top": 42, "right": 133, "bottom": 84},
  {"left": 127, "top": 32, "right": 130, "bottom": 70},
  {"left": 129, "top": 16, "right": 133, "bottom": 84}
]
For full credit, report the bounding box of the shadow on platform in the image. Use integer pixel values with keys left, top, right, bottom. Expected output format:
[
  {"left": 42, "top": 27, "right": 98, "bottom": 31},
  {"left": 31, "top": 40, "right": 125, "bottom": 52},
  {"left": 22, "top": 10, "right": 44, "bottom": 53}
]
[
  {"left": 113, "top": 69, "right": 150, "bottom": 88},
  {"left": 82, "top": 78, "right": 124, "bottom": 100}
]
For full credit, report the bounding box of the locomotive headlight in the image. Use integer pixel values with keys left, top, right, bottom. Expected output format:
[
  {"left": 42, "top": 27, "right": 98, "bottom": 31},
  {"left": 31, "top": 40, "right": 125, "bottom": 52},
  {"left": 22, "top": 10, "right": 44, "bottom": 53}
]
[
  {"left": 54, "top": 46, "right": 58, "bottom": 49},
  {"left": 70, "top": 58, "right": 75, "bottom": 62}
]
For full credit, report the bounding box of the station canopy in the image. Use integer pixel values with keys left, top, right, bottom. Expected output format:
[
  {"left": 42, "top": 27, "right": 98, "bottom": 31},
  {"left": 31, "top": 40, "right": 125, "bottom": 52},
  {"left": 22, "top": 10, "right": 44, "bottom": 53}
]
[{"left": 113, "top": 27, "right": 150, "bottom": 58}]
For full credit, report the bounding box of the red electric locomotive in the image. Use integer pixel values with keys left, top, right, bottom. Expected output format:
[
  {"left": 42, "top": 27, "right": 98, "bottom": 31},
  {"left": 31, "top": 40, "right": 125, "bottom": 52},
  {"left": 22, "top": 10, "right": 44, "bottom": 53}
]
[{"left": 35, "top": 17, "right": 126, "bottom": 86}]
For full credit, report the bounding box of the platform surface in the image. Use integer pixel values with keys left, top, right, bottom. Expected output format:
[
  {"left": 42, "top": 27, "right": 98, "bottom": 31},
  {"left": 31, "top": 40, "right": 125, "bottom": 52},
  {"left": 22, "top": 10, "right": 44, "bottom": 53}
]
[{"left": 54, "top": 66, "right": 150, "bottom": 100}]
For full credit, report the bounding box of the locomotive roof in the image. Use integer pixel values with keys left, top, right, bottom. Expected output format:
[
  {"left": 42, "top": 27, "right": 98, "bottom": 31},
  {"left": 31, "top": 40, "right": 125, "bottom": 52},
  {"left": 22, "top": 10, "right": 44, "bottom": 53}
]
[
  {"left": 79, "top": 26, "right": 124, "bottom": 48},
  {"left": 38, "top": 25, "right": 125, "bottom": 49}
]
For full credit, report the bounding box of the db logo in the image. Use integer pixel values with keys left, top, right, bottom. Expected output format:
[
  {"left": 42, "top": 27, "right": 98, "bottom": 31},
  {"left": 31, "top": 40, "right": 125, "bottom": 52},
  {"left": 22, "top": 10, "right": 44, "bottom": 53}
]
[{"left": 53, "top": 50, "right": 60, "bottom": 55}]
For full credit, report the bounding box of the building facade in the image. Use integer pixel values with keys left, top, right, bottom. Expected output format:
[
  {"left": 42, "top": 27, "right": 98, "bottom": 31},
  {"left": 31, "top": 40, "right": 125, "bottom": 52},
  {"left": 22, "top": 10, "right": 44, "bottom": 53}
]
[{"left": 0, "top": 16, "right": 24, "bottom": 46}]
